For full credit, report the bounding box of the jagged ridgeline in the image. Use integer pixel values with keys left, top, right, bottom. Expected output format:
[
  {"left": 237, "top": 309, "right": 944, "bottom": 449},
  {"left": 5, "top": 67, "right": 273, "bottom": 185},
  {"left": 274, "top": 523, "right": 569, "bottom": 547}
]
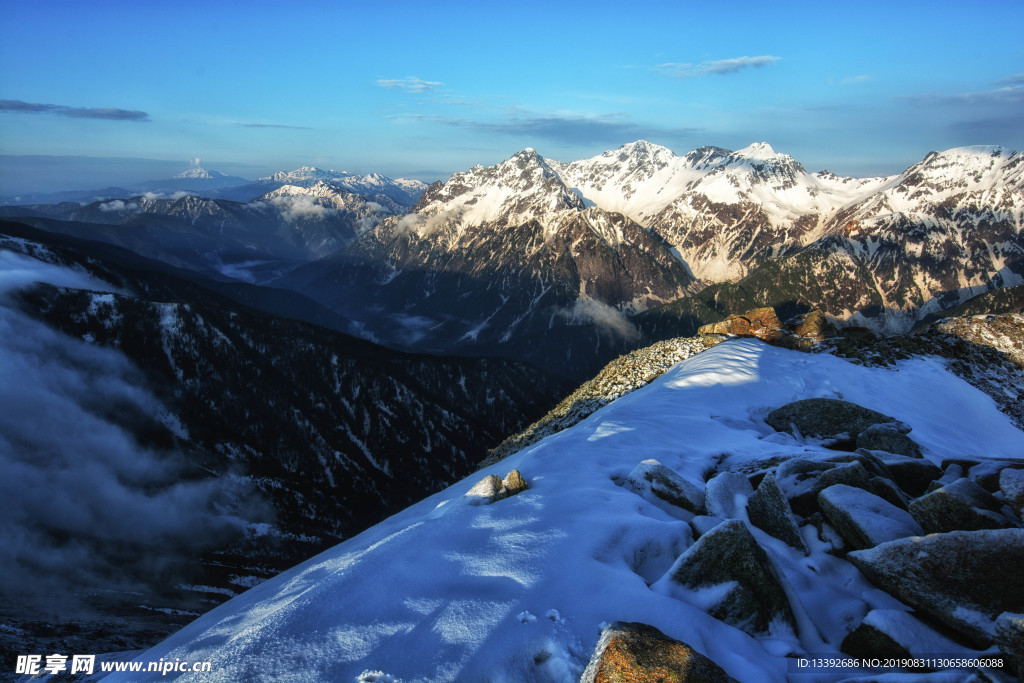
[{"left": 0, "top": 221, "right": 569, "bottom": 656}]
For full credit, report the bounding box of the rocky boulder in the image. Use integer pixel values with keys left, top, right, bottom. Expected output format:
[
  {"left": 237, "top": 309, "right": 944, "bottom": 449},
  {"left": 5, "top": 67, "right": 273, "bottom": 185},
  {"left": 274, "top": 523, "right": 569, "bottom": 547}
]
[
  {"left": 855, "top": 422, "right": 923, "bottom": 458},
  {"left": 791, "top": 309, "right": 836, "bottom": 341},
  {"left": 765, "top": 398, "right": 897, "bottom": 449},
  {"left": 775, "top": 457, "right": 872, "bottom": 516},
  {"left": 909, "top": 478, "right": 1015, "bottom": 534},
  {"left": 625, "top": 459, "right": 706, "bottom": 516},
  {"left": 654, "top": 520, "right": 796, "bottom": 637},
  {"left": 465, "top": 469, "right": 529, "bottom": 504},
  {"left": 580, "top": 622, "right": 736, "bottom": 683},
  {"left": 746, "top": 472, "right": 808, "bottom": 554},
  {"left": 995, "top": 612, "right": 1024, "bottom": 681},
  {"left": 847, "top": 529, "right": 1024, "bottom": 646},
  {"left": 818, "top": 484, "right": 923, "bottom": 550},
  {"left": 1001, "top": 468, "right": 1024, "bottom": 513},
  {"left": 860, "top": 449, "right": 942, "bottom": 498},
  {"left": 698, "top": 307, "right": 784, "bottom": 341},
  {"left": 841, "top": 609, "right": 973, "bottom": 667}
]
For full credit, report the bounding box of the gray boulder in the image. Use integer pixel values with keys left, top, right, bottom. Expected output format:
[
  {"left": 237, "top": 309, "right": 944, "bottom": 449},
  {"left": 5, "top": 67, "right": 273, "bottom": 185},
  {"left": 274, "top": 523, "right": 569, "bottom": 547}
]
[
  {"left": 855, "top": 421, "right": 922, "bottom": 458},
  {"left": 909, "top": 478, "right": 1015, "bottom": 534},
  {"left": 765, "top": 398, "right": 897, "bottom": 447},
  {"left": 580, "top": 622, "right": 736, "bottom": 683},
  {"left": 705, "top": 472, "right": 754, "bottom": 519},
  {"left": 776, "top": 457, "right": 872, "bottom": 516},
  {"left": 625, "top": 459, "right": 705, "bottom": 516},
  {"left": 867, "top": 476, "right": 910, "bottom": 510},
  {"left": 465, "top": 474, "right": 503, "bottom": 504},
  {"left": 690, "top": 515, "right": 728, "bottom": 539},
  {"left": 818, "top": 484, "right": 923, "bottom": 550},
  {"left": 654, "top": 520, "right": 796, "bottom": 637},
  {"left": 1001, "top": 468, "right": 1024, "bottom": 513},
  {"left": 841, "top": 609, "right": 975, "bottom": 667},
  {"left": 847, "top": 529, "right": 1024, "bottom": 646},
  {"left": 746, "top": 472, "right": 808, "bottom": 554},
  {"left": 860, "top": 449, "right": 942, "bottom": 497},
  {"left": 995, "top": 612, "right": 1024, "bottom": 681}
]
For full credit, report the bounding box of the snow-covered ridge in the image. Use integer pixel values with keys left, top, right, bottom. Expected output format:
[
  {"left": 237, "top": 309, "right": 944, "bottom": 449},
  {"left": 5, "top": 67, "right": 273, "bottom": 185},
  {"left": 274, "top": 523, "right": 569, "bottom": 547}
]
[
  {"left": 106, "top": 339, "right": 1024, "bottom": 682},
  {"left": 173, "top": 167, "right": 229, "bottom": 180}
]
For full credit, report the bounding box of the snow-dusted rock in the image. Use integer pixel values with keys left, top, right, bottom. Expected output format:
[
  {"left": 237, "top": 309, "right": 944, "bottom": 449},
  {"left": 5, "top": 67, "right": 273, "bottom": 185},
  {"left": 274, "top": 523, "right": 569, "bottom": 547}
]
[
  {"left": 654, "top": 520, "right": 795, "bottom": 637},
  {"left": 625, "top": 459, "right": 705, "bottom": 516},
  {"left": 776, "top": 457, "right": 872, "bottom": 515},
  {"left": 866, "top": 476, "right": 911, "bottom": 510},
  {"left": 995, "top": 612, "right": 1024, "bottom": 680},
  {"left": 580, "top": 622, "right": 735, "bottom": 683},
  {"left": 841, "top": 609, "right": 980, "bottom": 665},
  {"left": 855, "top": 422, "right": 922, "bottom": 458},
  {"left": 704, "top": 472, "right": 754, "bottom": 519},
  {"left": 1001, "top": 468, "right": 1024, "bottom": 513},
  {"left": 909, "top": 478, "right": 1015, "bottom": 533},
  {"left": 465, "top": 474, "right": 503, "bottom": 504},
  {"left": 818, "top": 484, "right": 923, "bottom": 550},
  {"left": 690, "top": 515, "right": 728, "bottom": 539},
  {"left": 860, "top": 449, "right": 942, "bottom": 497},
  {"left": 847, "top": 529, "right": 1024, "bottom": 646},
  {"left": 746, "top": 472, "right": 807, "bottom": 554},
  {"left": 765, "top": 398, "right": 897, "bottom": 447}
]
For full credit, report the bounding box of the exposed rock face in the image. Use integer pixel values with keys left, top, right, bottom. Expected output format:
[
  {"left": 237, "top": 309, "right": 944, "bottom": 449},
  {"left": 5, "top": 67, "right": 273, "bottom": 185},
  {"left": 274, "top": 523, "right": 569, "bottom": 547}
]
[
  {"left": 792, "top": 309, "right": 836, "bottom": 341},
  {"left": 704, "top": 472, "right": 754, "bottom": 519},
  {"left": 818, "top": 484, "right": 923, "bottom": 550},
  {"left": 746, "top": 472, "right": 807, "bottom": 553},
  {"left": 847, "top": 529, "right": 1024, "bottom": 646},
  {"left": 909, "top": 478, "right": 1015, "bottom": 533},
  {"left": 765, "top": 398, "right": 897, "bottom": 446},
  {"left": 625, "top": 460, "right": 706, "bottom": 516},
  {"left": 656, "top": 520, "right": 796, "bottom": 637},
  {"left": 855, "top": 422, "right": 923, "bottom": 458},
  {"left": 698, "top": 307, "right": 784, "bottom": 340},
  {"left": 580, "top": 622, "right": 736, "bottom": 683}
]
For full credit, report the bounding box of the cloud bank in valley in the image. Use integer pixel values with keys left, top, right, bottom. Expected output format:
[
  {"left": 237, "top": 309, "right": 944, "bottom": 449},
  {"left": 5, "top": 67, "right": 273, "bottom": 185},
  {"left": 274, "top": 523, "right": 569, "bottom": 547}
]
[{"left": 0, "top": 247, "right": 262, "bottom": 615}]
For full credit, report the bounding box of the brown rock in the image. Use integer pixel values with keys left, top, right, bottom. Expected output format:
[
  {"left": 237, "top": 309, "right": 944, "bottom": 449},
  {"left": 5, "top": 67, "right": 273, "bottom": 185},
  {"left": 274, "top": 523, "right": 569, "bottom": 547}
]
[
  {"left": 580, "top": 622, "right": 736, "bottom": 683},
  {"left": 792, "top": 309, "right": 836, "bottom": 341},
  {"left": 698, "top": 307, "right": 784, "bottom": 341},
  {"left": 502, "top": 469, "right": 528, "bottom": 496}
]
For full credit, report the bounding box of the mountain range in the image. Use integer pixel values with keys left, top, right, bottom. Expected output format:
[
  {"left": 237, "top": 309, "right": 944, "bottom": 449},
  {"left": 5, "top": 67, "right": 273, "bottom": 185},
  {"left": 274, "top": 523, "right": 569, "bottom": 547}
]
[{"left": 1, "top": 141, "right": 1023, "bottom": 674}]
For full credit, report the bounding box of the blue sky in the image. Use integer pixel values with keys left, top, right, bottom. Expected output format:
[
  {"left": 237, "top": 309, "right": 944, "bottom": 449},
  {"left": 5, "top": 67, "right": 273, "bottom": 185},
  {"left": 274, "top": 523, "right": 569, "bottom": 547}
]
[{"left": 1, "top": 0, "right": 1022, "bottom": 192}]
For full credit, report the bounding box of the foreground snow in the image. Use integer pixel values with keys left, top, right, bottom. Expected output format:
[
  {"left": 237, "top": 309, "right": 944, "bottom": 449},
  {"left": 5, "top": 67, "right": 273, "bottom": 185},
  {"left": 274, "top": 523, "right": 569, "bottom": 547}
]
[{"left": 105, "top": 340, "right": 1024, "bottom": 682}]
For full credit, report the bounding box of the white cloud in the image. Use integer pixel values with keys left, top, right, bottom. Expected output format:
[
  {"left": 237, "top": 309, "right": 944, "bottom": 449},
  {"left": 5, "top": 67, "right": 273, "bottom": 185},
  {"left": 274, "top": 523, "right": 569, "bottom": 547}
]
[
  {"left": 376, "top": 77, "right": 443, "bottom": 93},
  {"left": 656, "top": 55, "right": 781, "bottom": 79},
  {"left": 557, "top": 296, "right": 639, "bottom": 342}
]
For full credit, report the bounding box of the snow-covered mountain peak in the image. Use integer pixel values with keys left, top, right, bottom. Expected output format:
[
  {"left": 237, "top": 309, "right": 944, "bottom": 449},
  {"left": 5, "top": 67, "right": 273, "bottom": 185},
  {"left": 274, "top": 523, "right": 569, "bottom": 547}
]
[
  {"left": 173, "top": 167, "right": 228, "bottom": 180},
  {"left": 734, "top": 141, "right": 779, "bottom": 160}
]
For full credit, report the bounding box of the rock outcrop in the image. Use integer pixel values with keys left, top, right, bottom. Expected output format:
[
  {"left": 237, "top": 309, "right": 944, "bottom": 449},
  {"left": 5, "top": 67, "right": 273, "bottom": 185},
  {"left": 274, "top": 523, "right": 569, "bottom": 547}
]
[
  {"left": 765, "top": 398, "right": 897, "bottom": 448},
  {"left": 818, "top": 484, "right": 923, "bottom": 550},
  {"left": 625, "top": 459, "right": 706, "bottom": 516}
]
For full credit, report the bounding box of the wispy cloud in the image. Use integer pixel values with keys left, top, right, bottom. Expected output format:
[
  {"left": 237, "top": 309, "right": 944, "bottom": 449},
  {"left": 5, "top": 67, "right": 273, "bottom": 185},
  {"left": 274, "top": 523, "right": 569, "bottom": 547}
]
[
  {"left": 840, "top": 75, "right": 872, "bottom": 85},
  {"left": 899, "top": 85, "right": 1024, "bottom": 106},
  {"left": 238, "top": 122, "right": 313, "bottom": 130},
  {"left": 656, "top": 55, "right": 781, "bottom": 79},
  {"left": 995, "top": 73, "right": 1024, "bottom": 86},
  {"left": 376, "top": 77, "right": 443, "bottom": 93},
  {"left": 0, "top": 99, "right": 150, "bottom": 121},
  {"left": 423, "top": 113, "right": 701, "bottom": 146}
]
